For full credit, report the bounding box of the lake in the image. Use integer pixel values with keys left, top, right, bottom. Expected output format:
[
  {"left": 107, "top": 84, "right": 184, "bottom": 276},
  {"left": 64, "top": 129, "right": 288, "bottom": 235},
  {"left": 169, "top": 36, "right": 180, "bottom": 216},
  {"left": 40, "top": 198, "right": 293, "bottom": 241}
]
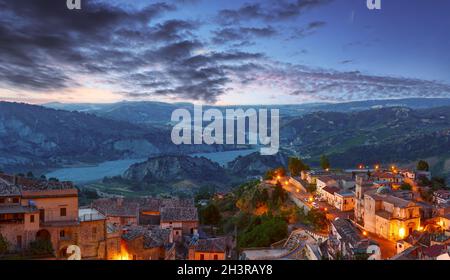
[
  {"left": 45, "top": 149, "right": 257, "bottom": 184},
  {"left": 45, "top": 158, "right": 146, "bottom": 184}
]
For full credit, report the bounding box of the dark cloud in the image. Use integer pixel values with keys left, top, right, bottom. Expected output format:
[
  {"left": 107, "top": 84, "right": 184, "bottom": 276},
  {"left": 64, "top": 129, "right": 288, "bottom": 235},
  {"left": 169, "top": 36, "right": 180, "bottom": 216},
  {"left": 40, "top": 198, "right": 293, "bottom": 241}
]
[
  {"left": 1, "top": 0, "right": 449, "bottom": 104},
  {"left": 289, "top": 20, "right": 326, "bottom": 39},
  {"left": 217, "top": 0, "right": 333, "bottom": 24},
  {"left": 0, "top": 0, "right": 264, "bottom": 103},
  {"left": 212, "top": 26, "right": 277, "bottom": 44}
]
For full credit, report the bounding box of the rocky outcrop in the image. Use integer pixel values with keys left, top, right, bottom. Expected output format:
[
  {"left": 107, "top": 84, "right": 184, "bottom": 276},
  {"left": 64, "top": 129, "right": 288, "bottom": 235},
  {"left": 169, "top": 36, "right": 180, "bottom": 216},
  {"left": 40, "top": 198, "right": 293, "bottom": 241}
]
[{"left": 123, "top": 155, "right": 227, "bottom": 184}]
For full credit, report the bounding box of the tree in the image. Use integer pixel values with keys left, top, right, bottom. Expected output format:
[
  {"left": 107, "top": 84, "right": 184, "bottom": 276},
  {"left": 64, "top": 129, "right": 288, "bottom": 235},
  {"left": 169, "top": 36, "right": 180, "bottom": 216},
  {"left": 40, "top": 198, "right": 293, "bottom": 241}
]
[
  {"left": 264, "top": 170, "right": 275, "bottom": 180},
  {"left": 0, "top": 234, "right": 9, "bottom": 255},
  {"left": 308, "top": 209, "right": 328, "bottom": 231},
  {"left": 400, "top": 183, "right": 412, "bottom": 191},
  {"left": 417, "top": 160, "right": 429, "bottom": 171},
  {"left": 238, "top": 216, "right": 288, "bottom": 248},
  {"left": 274, "top": 167, "right": 286, "bottom": 177},
  {"left": 200, "top": 204, "right": 222, "bottom": 226},
  {"left": 288, "top": 157, "right": 307, "bottom": 176},
  {"left": 320, "top": 155, "right": 330, "bottom": 170},
  {"left": 272, "top": 182, "right": 287, "bottom": 205}
]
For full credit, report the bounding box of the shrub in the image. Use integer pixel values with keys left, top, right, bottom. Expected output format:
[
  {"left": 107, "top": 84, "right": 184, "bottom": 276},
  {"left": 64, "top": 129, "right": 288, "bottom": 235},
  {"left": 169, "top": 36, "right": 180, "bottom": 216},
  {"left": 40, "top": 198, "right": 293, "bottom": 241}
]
[
  {"left": 0, "top": 234, "right": 9, "bottom": 254},
  {"left": 28, "top": 239, "right": 54, "bottom": 256}
]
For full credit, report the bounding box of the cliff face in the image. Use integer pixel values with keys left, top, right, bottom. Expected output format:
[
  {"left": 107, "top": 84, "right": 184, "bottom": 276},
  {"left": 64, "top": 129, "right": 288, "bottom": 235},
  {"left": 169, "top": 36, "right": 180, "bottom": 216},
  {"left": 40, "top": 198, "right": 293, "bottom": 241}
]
[
  {"left": 0, "top": 102, "right": 164, "bottom": 170},
  {"left": 227, "top": 152, "right": 286, "bottom": 177},
  {"left": 123, "top": 155, "right": 227, "bottom": 184}
]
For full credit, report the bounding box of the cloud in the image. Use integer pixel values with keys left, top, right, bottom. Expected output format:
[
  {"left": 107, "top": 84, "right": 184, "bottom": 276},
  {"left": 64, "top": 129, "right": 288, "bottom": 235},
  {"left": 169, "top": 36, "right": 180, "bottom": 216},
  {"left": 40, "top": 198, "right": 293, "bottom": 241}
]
[
  {"left": 1, "top": 0, "right": 449, "bottom": 104},
  {"left": 217, "top": 0, "right": 333, "bottom": 24},
  {"left": 212, "top": 26, "right": 277, "bottom": 44},
  {"left": 289, "top": 21, "right": 326, "bottom": 39}
]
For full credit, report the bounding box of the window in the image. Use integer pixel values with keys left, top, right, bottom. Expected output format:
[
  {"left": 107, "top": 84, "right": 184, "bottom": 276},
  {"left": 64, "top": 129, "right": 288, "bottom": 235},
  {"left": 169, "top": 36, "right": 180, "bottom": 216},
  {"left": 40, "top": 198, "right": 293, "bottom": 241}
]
[
  {"left": 17, "top": 235, "right": 22, "bottom": 249},
  {"left": 200, "top": 254, "right": 204, "bottom": 260},
  {"left": 92, "top": 227, "right": 97, "bottom": 239},
  {"left": 133, "top": 255, "right": 137, "bottom": 260},
  {"left": 0, "top": 198, "right": 4, "bottom": 203},
  {"left": 214, "top": 254, "right": 218, "bottom": 260},
  {"left": 60, "top": 208, "right": 67, "bottom": 217},
  {"left": 60, "top": 230, "right": 65, "bottom": 238},
  {"left": 12, "top": 197, "right": 19, "bottom": 203},
  {"left": 30, "top": 215, "right": 35, "bottom": 223}
]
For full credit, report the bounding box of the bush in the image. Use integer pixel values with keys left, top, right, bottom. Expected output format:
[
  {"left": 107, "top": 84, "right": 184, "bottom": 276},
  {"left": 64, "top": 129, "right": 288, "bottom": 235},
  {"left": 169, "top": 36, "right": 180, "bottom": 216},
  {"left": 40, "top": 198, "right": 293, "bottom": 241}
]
[
  {"left": 238, "top": 216, "right": 288, "bottom": 248},
  {"left": 0, "top": 234, "right": 9, "bottom": 254},
  {"left": 199, "top": 203, "right": 222, "bottom": 226},
  {"left": 28, "top": 239, "right": 53, "bottom": 256},
  {"left": 400, "top": 183, "right": 412, "bottom": 191}
]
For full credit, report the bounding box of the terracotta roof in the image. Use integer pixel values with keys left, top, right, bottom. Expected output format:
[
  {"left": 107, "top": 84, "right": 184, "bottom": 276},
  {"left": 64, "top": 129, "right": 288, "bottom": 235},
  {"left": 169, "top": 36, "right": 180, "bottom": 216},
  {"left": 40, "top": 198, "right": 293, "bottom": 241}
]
[
  {"left": 0, "top": 173, "right": 75, "bottom": 194},
  {"left": 0, "top": 205, "right": 38, "bottom": 214},
  {"left": 0, "top": 177, "right": 20, "bottom": 196},
  {"left": 92, "top": 198, "right": 140, "bottom": 217},
  {"left": 92, "top": 197, "right": 197, "bottom": 219},
  {"left": 122, "top": 225, "right": 171, "bottom": 248},
  {"left": 331, "top": 218, "right": 361, "bottom": 246},
  {"left": 366, "top": 191, "right": 416, "bottom": 208},
  {"left": 160, "top": 207, "right": 198, "bottom": 222},
  {"left": 190, "top": 237, "right": 227, "bottom": 253},
  {"left": 322, "top": 186, "right": 340, "bottom": 195},
  {"left": 422, "top": 244, "right": 447, "bottom": 258}
]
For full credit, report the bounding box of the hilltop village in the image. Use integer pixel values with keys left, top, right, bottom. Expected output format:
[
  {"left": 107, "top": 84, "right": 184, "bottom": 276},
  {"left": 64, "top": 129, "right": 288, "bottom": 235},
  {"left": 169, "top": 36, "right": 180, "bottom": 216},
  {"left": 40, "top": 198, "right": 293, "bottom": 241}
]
[{"left": 0, "top": 158, "right": 449, "bottom": 260}]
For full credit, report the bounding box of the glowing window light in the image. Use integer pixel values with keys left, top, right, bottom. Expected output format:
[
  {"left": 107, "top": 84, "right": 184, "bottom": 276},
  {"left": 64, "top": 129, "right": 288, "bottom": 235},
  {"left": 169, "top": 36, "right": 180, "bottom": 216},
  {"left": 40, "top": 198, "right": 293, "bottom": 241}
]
[{"left": 399, "top": 228, "right": 406, "bottom": 239}]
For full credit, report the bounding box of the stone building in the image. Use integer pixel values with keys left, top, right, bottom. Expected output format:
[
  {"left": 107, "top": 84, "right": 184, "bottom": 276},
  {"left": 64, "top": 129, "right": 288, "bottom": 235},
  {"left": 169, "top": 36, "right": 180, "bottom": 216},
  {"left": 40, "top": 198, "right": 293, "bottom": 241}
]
[
  {"left": 92, "top": 197, "right": 199, "bottom": 240},
  {"left": 362, "top": 189, "right": 421, "bottom": 241},
  {"left": 0, "top": 174, "right": 79, "bottom": 257},
  {"left": 78, "top": 208, "right": 107, "bottom": 259},
  {"left": 160, "top": 207, "right": 199, "bottom": 240},
  {"left": 188, "top": 237, "right": 229, "bottom": 260},
  {"left": 121, "top": 225, "right": 175, "bottom": 260},
  {"left": 326, "top": 218, "right": 380, "bottom": 260}
]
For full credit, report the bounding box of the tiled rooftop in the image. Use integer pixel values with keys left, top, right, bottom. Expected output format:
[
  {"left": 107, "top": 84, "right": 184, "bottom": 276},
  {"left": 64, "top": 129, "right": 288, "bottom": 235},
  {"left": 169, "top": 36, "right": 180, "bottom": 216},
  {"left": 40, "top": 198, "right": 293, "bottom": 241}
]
[
  {"left": 190, "top": 237, "right": 228, "bottom": 253},
  {"left": 160, "top": 207, "right": 198, "bottom": 222},
  {"left": 92, "top": 197, "right": 198, "bottom": 222},
  {"left": 122, "top": 225, "right": 172, "bottom": 248},
  {"left": 0, "top": 173, "right": 75, "bottom": 196}
]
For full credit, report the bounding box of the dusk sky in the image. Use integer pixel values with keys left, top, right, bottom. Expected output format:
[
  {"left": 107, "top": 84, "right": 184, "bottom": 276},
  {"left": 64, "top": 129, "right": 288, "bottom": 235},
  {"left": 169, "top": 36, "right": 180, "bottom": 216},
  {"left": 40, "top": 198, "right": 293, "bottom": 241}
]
[{"left": 0, "top": 0, "right": 449, "bottom": 105}]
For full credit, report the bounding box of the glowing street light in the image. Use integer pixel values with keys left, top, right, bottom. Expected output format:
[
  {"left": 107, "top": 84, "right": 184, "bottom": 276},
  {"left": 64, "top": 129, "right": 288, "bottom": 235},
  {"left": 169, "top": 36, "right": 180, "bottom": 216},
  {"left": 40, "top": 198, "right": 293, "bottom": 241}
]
[
  {"left": 309, "top": 197, "right": 314, "bottom": 202},
  {"left": 375, "top": 164, "right": 380, "bottom": 170},
  {"left": 363, "top": 231, "right": 368, "bottom": 237}
]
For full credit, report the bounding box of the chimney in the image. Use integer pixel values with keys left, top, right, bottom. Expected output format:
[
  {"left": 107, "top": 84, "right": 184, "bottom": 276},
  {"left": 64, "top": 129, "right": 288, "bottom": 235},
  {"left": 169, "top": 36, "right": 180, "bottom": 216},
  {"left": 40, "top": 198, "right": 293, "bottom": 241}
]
[{"left": 169, "top": 229, "right": 174, "bottom": 243}]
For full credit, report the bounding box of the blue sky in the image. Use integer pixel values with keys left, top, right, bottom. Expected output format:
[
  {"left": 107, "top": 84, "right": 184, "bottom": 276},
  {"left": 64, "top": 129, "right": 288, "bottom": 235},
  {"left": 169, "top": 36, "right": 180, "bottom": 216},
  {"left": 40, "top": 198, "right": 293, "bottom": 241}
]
[{"left": 0, "top": 0, "right": 449, "bottom": 104}]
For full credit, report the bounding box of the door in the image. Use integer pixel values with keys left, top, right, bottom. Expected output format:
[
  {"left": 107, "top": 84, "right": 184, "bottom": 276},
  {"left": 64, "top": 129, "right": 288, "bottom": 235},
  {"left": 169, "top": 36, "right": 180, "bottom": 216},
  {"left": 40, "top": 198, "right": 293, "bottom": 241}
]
[{"left": 39, "top": 209, "right": 45, "bottom": 222}]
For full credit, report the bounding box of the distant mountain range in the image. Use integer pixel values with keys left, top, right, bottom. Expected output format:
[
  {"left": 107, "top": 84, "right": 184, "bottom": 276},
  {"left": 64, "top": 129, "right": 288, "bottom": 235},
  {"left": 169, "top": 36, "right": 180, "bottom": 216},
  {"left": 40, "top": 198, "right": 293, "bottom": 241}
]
[
  {"left": 2, "top": 98, "right": 450, "bottom": 183},
  {"left": 281, "top": 106, "right": 450, "bottom": 176},
  {"left": 0, "top": 102, "right": 238, "bottom": 172},
  {"left": 44, "top": 98, "right": 450, "bottom": 125}
]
